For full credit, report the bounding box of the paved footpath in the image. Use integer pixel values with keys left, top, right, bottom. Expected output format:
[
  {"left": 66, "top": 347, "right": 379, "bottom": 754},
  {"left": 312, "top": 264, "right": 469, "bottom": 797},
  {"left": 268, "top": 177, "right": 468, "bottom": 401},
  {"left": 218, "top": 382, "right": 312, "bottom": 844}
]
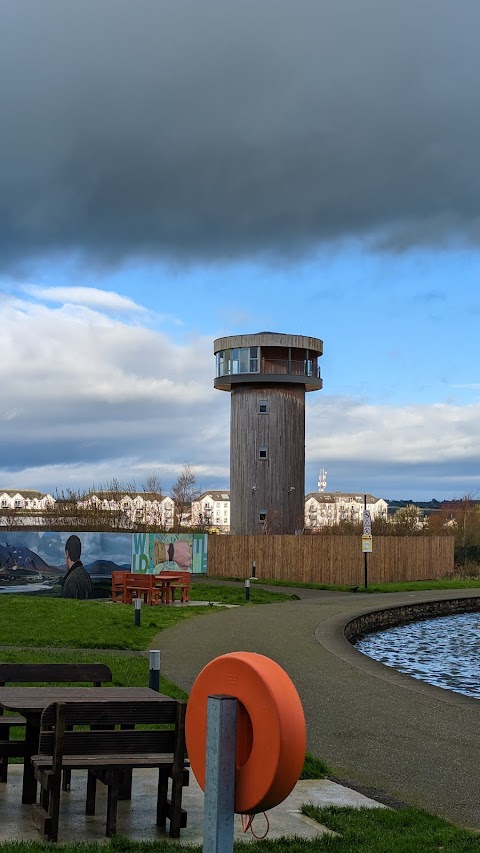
[{"left": 155, "top": 584, "right": 480, "bottom": 831}]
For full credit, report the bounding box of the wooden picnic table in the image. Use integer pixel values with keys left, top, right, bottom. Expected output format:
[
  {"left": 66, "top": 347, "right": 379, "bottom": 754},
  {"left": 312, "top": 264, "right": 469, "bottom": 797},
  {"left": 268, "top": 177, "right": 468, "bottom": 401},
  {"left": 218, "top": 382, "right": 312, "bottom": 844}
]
[
  {"left": 123, "top": 572, "right": 186, "bottom": 605},
  {"left": 0, "top": 687, "right": 170, "bottom": 804}
]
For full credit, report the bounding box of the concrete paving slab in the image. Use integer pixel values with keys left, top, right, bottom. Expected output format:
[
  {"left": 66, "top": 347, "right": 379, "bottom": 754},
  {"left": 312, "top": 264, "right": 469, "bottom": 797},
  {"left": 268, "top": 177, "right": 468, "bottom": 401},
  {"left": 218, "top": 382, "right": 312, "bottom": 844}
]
[{"left": 0, "top": 766, "right": 384, "bottom": 846}]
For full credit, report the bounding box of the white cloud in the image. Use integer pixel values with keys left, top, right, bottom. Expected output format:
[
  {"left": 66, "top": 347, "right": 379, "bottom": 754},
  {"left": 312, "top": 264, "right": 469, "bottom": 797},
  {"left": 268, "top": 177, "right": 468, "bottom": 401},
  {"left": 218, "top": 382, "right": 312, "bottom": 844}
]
[
  {"left": 22, "top": 285, "right": 145, "bottom": 314},
  {"left": 1, "top": 292, "right": 480, "bottom": 497},
  {"left": 306, "top": 397, "right": 480, "bottom": 464}
]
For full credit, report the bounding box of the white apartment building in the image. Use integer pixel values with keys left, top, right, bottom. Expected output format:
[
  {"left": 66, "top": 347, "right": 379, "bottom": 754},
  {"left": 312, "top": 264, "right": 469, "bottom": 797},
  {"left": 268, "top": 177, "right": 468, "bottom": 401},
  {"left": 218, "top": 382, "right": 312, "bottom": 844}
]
[
  {"left": 305, "top": 492, "right": 388, "bottom": 529},
  {"left": 1, "top": 487, "right": 390, "bottom": 534},
  {"left": 78, "top": 492, "right": 175, "bottom": 529},
  {"left": 191, "top": 491, "right": 231, "bottom": 532},
  {"left": 0, "top": 490, "right": 55, "bottom": 511}
]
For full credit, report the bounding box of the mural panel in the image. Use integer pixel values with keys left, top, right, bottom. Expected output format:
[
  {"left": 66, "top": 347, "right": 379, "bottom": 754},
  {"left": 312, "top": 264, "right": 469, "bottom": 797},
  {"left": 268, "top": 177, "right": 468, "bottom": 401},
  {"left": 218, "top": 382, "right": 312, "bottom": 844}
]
[
  {"left": 131, "top": 533, "right": 207, "bottom": 574},
  {"left": 0, "top": 530, "right": 208, "bottom": 594},
  {"left": 0, "top": 531, "right": 132, "bottom": 594}
]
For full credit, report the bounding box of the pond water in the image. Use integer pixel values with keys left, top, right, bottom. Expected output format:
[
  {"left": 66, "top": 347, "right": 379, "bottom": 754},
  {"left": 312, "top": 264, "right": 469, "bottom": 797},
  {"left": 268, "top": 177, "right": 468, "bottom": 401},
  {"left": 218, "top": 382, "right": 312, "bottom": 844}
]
[{"left": 355, "top": 612, "right": 480, "bottom": 699}]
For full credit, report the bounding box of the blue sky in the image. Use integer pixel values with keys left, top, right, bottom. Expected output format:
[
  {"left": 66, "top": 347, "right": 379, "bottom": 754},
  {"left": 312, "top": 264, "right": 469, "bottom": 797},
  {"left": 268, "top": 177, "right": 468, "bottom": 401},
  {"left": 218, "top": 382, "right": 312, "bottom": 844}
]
[{"left": 1, "top": 1, "right": 479, "bottom": 501}]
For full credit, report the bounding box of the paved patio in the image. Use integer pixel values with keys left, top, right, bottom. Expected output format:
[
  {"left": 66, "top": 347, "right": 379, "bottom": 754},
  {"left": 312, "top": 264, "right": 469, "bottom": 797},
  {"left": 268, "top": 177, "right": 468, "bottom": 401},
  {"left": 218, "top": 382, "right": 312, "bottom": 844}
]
[{"left": 0, "top": 765, "right": 384, "bottom": 845}]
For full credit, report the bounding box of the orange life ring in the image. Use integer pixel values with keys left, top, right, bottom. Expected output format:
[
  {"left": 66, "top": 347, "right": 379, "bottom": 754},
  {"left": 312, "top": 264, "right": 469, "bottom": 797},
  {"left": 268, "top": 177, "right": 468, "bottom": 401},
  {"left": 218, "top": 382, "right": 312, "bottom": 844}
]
[{"left": 185, "top": 652, "right": 306, "bottom": 814}]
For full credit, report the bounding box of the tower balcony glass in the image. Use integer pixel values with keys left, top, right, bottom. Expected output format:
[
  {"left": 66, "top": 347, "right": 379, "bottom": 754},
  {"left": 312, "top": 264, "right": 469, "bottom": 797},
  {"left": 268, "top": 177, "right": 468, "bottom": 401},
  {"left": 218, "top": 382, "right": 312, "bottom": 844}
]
[{"left": 215, "top": 345, "right": 322, "bottom": 391}]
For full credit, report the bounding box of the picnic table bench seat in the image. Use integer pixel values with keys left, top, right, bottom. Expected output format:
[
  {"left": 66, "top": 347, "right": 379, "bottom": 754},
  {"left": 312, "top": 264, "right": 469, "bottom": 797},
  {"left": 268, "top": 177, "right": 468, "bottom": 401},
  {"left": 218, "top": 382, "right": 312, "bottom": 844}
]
[
  {"left": 0, "top": 663, "right": 113, "bottom": 784},
  {"left": 158, "top": 571, "right": 191, "bottom": 603},
  {"left": 31, "top": 699, "right": 188, "bottom": 842}
]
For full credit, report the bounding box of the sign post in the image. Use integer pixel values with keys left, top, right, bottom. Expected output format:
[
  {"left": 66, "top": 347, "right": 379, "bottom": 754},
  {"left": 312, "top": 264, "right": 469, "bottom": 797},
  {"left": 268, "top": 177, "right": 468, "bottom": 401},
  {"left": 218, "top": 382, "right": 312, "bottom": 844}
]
[
  {"left": 203, "top": 695, "right": 237, "bottom": 853},
  {"left": 362, "top": 498, "right": 372, "bottom": 590}
]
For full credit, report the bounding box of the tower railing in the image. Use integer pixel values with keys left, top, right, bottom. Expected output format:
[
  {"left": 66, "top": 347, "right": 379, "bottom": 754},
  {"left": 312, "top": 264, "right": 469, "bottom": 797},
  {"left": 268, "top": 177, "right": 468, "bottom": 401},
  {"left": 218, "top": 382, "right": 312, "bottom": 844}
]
[
  {"left": 261, "top": 358, "right": 320, "bottom": 377},
  {"left": 217, "top": 358, "right": 321, "bottom": 378}
]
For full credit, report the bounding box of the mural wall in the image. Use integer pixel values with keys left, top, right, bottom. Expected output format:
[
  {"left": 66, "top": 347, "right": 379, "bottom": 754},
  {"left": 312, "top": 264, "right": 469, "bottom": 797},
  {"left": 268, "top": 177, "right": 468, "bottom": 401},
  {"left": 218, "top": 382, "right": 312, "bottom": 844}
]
[
  {"left": 131, "top": 533, "right": 208, "bottom": 574},
  {"left": 0, "top": 530, "right": 208, "bottom": 594}
]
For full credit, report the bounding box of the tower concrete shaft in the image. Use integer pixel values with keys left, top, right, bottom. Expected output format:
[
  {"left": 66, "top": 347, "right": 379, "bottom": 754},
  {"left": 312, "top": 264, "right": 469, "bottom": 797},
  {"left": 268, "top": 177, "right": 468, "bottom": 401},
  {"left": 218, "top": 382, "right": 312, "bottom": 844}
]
[{"left": 214, "top": 332, "right": 323, "bottom": 535}]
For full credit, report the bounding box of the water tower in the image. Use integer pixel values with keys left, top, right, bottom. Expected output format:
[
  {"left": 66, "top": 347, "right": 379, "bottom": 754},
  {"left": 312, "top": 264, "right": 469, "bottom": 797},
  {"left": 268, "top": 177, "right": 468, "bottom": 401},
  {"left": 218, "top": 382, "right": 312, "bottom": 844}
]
[{"left": 214, "top": 332, "right": 323, "bottom": 534}]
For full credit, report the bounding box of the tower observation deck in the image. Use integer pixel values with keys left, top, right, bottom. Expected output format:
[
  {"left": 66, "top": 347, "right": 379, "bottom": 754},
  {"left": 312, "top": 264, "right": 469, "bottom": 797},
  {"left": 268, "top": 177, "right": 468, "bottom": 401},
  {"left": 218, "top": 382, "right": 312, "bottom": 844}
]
[{"left": 214, "top": 332, "right": 323, "bottom": 535}]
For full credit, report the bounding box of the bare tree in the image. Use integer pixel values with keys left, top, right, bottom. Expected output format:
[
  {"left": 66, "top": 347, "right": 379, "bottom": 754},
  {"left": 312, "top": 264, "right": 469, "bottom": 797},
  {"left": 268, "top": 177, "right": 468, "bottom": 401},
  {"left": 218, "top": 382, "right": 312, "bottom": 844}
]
[
  {"left": 143, "top": 471, "right": 162, "bottom": 498},
  {"left": 171, "top": 464, "right": 199, "bottom": 530},
  {"left": 42, "top": 480, "right": 139, "bottom": 532}
]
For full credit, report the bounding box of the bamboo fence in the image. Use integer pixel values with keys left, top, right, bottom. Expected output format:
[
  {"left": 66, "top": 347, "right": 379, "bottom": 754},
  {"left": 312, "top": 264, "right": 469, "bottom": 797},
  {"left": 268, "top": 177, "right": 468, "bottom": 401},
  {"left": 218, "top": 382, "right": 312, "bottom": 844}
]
[{"left": 207, "top": 534, "right": 454, "bottom": 584}]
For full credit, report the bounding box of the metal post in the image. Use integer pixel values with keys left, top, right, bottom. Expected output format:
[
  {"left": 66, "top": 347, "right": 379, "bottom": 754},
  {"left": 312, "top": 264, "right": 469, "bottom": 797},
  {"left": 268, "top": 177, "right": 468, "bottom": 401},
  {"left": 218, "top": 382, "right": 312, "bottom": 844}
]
[
  {"left": 203, "top": 695, "right": 237, "bottom": 853},
  {"left": 149, "top": 650, "right": 160, "bottom": 691},
  {"left": 251, "top": 560, "right": 256, "bottom": 579},
  {"left": 245, "top": 578, "right": 250, "bottom": 601},
  {"left": 134, "top": 597, "right": 141, "bottom": 627},
  {"left": 364, "top": 494, "right": 368, "bottom": 590}
]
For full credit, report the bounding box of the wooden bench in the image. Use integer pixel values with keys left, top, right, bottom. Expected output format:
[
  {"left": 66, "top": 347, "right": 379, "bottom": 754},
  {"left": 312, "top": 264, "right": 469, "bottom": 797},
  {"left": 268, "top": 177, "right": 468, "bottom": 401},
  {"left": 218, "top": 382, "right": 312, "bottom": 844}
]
[
  {"left": 31, "top": 699, "right": 188, "bottom": 841},
  {"left": 0, "top": 663, "right": 113, "bottom": 784}
]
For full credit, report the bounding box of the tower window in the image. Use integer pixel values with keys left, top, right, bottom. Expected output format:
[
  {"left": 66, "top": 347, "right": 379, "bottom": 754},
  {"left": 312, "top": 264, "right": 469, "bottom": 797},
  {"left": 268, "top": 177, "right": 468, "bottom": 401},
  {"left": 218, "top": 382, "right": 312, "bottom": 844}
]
[
  {"left": 258, "top": 399, "right": 268, "bottom": 414},
  {"left": 258, "top": 446, "right": 268, "bottom": 459}
]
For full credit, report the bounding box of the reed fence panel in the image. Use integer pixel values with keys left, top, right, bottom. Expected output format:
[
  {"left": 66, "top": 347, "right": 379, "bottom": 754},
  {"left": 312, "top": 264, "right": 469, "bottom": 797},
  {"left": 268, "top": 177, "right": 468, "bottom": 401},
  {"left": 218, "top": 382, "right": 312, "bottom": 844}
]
[{"left": 207, "top": 535, "right": 454, "bottom": 584}]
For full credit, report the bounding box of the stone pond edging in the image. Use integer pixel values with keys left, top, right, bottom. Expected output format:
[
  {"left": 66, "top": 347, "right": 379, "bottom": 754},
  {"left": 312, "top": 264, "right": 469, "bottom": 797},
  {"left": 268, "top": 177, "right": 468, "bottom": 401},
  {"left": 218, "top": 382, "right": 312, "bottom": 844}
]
[{"left": 344, "top": 595, "right": 480, "bottom": 643}]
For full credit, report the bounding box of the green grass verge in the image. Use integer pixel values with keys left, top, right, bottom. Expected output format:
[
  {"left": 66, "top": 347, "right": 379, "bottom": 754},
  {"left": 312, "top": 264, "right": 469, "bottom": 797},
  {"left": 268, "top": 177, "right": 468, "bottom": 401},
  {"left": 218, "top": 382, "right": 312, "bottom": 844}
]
[
  {"left": 0, "top": 587, "right": 292, "bottom": 650},
  {"left": 300, "top": 805, "right": 480, "bottom": 851},
  {"left": 0, "top": 596, "right": 213, "bottom": 650},
  {"left": 209, "top": 575, "right": 480, "bottom": 594},
  {"left": 190, "top": 584, "right": 293, "bottom": 604},
  {"left": 0, "top": 648, "right": 187, "bottom": 698},
  {"left": 358, "top": 578, "right": 480, "bottom": 593},
  {"left": 300, "top": 753, "right": 332, "bottom": 779}
]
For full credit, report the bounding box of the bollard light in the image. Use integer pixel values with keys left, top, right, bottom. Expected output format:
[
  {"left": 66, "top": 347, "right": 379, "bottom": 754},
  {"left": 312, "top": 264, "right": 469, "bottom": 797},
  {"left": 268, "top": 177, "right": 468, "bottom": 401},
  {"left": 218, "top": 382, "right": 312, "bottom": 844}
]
[
  {"left": 245, "top": 578, "right": 250, "bottom": 602},
  {"left": 149, "top": 650, "right": 161, "bottom": 691},
  {"left": 134, "top": 597, "right": 141, "bottom": 627},
  {"left": 251, "top": 560, "right": 256, "bottom": 580}
]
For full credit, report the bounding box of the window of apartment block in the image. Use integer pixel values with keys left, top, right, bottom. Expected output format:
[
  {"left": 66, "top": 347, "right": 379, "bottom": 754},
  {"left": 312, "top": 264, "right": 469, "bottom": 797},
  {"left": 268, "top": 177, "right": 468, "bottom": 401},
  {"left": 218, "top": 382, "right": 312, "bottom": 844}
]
[
  {"left": 258, "top": 399, "right": 268, "bottom": 414},
  {"left": 258, "top": 446, "right": 268, "bottom": 459}
]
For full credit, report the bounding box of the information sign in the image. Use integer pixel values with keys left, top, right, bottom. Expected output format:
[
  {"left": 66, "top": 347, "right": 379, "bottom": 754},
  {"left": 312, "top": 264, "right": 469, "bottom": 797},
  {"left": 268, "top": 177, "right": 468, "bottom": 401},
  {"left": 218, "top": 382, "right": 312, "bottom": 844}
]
[
  {"left": 363, "top": 511, "right": 372, "bottom": 535},
  {"left": 362, "top": 534, "right": 373, "bottom": 553}
]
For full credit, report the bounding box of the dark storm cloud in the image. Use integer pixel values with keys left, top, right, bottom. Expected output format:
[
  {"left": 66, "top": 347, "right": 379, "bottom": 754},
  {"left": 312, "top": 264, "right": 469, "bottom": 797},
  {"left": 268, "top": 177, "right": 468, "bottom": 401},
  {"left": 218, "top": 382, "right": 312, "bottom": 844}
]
[{"left": 1, "top": 0, "right": 480, "bottom": 266}]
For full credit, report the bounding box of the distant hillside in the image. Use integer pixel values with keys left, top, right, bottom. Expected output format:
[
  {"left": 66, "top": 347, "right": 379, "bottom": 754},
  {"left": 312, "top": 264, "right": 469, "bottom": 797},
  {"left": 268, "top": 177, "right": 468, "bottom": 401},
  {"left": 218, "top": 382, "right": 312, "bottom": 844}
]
[
  {"left": 0, "top": 544, "right": 52, "bottom": 571},
  {"left": 84, "top": 559, "right": 130, "bottom": 576}
]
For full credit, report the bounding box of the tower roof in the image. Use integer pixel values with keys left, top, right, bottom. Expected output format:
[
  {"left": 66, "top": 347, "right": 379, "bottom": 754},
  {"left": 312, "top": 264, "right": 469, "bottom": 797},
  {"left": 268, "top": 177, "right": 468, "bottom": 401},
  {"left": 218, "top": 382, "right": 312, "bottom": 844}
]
[{"left": 214, "top": 332, "right": 323, "bottom": 354}]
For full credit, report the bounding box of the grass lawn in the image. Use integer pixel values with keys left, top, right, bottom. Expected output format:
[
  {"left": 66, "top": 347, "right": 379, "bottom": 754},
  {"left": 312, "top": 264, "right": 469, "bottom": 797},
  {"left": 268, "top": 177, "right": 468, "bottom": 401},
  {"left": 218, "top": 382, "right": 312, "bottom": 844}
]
[
  {"left": 216, "top": 576, "right": 480, "bottom": 594},
  {"left": 190, "top": 584, "right": 293, "bottom": 604},
  {"left": 357, "top": 578, "right": 480, "bottom": 593},
  {"left": 0, "top": 597, "right": 210, "bottom": 650},
  {"left": 0, "top": 647, "right": 188, "bottom": 698},
  {"left": 299, "top": 805, "right": 480, "bottom": 852},
  {"left": 0, "top": 586, "right": 293, "bottom": 650}
]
